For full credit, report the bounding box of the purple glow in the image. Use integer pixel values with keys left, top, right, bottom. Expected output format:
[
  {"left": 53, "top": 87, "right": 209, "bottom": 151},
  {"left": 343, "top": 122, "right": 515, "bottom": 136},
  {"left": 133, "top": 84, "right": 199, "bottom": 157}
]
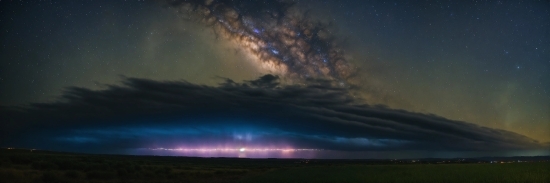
[
  {"left": 133, "top": 147, "right": 322, "bottom": 158},
  {"left": 129, "top": 148, "right": 550, "bottom": 159},
  {"left": 149, "top": 147, "right": 320, "bottom": 152}
]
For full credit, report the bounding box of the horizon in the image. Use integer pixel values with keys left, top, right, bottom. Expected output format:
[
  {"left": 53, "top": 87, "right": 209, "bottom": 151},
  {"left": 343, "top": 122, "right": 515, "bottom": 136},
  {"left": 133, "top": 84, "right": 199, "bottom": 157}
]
[{"left": 3, "top": 147, "right": 549, "bottom": 160}]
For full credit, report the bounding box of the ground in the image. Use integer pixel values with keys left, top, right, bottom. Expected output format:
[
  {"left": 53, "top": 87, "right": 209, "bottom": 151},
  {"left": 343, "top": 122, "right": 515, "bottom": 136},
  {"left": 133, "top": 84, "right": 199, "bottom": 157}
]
[{"left": 1, "top": 149, "right": 548, "bottom": 183}]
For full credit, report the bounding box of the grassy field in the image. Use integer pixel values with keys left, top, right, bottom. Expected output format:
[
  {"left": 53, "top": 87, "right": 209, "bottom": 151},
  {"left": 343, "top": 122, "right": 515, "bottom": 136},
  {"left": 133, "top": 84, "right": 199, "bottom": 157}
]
[
  {"left": 1, "top": 149, "right": 548, "bottom": 183},
  {"left": 241, "top": 163, "right": 550, "bottom": 183}
]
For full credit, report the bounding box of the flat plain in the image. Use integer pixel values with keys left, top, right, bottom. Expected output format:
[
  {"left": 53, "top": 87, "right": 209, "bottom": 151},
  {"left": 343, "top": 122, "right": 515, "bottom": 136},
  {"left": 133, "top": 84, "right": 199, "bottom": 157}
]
[{"left": 1, "top": 149, "right": 548, "bottom": 183}]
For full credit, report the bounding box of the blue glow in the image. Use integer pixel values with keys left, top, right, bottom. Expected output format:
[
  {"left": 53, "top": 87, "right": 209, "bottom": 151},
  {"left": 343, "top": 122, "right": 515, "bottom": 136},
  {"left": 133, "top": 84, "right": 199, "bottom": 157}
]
[
  {"left": 331, "top": 137, "right": 408, "bottom": 147},
  {"left": 57, "top": 136, "right": 99, "bottom": 143},
  {"left": 271, "top": 49, "right": 279, "bottom": 54}
]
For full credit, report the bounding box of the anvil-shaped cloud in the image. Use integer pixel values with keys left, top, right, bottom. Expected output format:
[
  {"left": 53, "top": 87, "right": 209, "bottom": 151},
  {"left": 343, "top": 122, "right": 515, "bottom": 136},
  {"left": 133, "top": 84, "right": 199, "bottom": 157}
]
[{"left": 1, "top": 75, "right": 545, "bottom": 158}]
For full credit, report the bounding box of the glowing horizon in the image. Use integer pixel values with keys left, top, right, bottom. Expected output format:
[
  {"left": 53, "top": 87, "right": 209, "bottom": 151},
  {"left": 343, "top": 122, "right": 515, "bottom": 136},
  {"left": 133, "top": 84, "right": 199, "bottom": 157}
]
[
  {"left": 148, "top": 147, "right": 321, "bottom": 152},
  {"left": 135, "top": 146, "right": 324, "bottom": 158}
]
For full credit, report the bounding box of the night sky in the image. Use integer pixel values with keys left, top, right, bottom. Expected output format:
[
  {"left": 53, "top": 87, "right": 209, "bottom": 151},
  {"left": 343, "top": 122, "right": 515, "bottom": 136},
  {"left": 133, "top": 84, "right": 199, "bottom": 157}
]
[{"left": 1, "top": 0, "right": 549, "bottom": 159}]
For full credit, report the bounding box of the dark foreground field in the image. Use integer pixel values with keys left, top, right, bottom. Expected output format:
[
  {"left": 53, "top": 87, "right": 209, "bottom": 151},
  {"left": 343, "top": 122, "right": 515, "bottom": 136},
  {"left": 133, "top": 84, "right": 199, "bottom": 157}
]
[{"left": 1, "top": 149, "right": 548, "bottom": 183}]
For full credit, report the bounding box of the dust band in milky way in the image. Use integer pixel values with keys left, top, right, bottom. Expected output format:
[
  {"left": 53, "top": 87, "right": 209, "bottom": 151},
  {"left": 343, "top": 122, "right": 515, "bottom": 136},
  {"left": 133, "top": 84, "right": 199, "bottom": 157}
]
[{"left": 165, "top": 0, "right": 355, "bottom": 82}]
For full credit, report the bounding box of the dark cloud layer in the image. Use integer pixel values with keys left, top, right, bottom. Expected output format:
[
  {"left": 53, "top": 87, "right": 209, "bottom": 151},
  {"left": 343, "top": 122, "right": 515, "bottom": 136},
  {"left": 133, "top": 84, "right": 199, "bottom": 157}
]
[
  {"left": 164, "top": 0, "right": 354, "bottom": 81},
  {"left": 1, "top": 75, "right": 544, "bottom": 152}
]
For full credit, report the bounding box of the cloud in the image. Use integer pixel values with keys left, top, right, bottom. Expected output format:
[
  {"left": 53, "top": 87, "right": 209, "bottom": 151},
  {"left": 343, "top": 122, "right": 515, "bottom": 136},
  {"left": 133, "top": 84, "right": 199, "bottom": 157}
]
[{"left": 0, "top": 75, "right": 544, "bottom": 153}]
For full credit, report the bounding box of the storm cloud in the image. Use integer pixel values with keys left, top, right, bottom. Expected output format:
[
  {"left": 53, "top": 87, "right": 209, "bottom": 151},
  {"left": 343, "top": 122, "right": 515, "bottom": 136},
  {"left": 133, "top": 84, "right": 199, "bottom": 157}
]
[{"left": 0, "top": 75, "right": 544, "bottom": 154}]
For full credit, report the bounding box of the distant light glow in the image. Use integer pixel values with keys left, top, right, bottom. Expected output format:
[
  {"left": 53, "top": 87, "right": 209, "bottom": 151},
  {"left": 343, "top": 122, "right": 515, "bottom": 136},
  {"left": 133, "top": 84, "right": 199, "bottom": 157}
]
[{"left": 149, "top": 148, "right": 320, "bottom": 152}]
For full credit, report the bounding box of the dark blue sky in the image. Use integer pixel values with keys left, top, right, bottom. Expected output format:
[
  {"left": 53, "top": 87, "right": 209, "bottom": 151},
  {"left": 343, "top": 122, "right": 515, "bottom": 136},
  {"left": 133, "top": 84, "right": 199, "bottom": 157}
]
[{"left": 0, "top": 0, "right": 548, "bottom": 158}]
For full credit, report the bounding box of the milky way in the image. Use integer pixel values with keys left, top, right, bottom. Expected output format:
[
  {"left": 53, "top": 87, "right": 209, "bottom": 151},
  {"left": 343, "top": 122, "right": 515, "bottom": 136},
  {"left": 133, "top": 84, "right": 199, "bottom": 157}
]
[{"left": 166, "top": 0, "right": 354, "bottom": 82}]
